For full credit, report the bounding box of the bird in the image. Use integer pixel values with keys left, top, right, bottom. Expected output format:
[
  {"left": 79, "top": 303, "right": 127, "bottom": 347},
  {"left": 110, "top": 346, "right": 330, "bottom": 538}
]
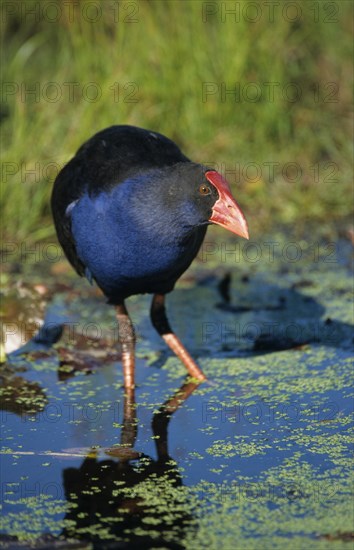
[{"left": 51, "top": 125, "right": 249, "bottom": 390}]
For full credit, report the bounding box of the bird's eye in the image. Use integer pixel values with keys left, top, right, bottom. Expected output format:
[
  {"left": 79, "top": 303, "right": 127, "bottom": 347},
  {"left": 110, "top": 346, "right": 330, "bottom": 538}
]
[{"left": 199, "top": 184, "right": 211, "bottom": 196}]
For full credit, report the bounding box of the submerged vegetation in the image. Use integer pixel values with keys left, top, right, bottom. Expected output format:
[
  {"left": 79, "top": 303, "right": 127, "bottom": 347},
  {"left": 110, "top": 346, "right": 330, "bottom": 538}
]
[{"left": 1, "top": 227, "right": 353, "bottom": 546}]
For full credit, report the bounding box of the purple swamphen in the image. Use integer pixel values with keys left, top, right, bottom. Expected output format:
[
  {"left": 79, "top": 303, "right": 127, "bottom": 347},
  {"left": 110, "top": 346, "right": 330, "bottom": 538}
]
[{"left": 51, "top": 125, "right": 249, "bottom": 389}]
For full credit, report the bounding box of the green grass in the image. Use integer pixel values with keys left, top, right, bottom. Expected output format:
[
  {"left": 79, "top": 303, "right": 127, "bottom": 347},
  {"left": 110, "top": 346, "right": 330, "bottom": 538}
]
[{"left": 1, "top": 0, "right": 353, "bottom": 244}]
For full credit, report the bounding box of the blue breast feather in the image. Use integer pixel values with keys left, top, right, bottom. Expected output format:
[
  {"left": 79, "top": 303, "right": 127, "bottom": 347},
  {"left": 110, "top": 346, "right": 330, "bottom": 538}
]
[{"left": 69, "top": 178, "right": 203, "bottom": 300}]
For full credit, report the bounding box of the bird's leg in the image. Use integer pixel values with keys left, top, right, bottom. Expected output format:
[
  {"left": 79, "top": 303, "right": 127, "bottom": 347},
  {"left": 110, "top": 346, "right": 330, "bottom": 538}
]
[
  {"left": 115, "top": 303, "right": 135, "bottom": 390},
  {"left": 150, "top": 294, "right": 206, "bottom": 382}
]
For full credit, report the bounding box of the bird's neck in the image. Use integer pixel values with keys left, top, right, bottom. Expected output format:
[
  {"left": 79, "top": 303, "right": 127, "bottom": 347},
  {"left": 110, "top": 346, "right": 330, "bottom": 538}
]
[{"left": 95, "top": 173, "right": 204, "bottom": 245}]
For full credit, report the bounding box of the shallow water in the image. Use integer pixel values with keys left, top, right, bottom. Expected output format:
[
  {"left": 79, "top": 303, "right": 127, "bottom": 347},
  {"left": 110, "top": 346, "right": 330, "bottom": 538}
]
[{"left": 1, "top": 233, "right": 353, "bottom": 548}]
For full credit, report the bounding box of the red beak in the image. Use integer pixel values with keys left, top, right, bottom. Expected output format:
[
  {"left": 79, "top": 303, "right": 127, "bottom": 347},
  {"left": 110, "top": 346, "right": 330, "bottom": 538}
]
[{"left": 205, "top": 171, "right": 249, "bottom": 239}]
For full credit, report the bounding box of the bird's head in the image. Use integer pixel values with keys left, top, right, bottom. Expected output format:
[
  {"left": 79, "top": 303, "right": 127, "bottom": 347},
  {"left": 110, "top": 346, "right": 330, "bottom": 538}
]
[
  {"left": 159, "top": 163, "right": 249, "bottom": 240},
  {"left": 124, "top": 162, "right": 249, "bottom": 241}
]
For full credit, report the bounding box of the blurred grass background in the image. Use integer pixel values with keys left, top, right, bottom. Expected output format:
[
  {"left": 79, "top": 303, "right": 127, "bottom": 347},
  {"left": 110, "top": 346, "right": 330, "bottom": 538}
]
[{"left": 1, "top": 0, "right": 353, "bottom": 245}]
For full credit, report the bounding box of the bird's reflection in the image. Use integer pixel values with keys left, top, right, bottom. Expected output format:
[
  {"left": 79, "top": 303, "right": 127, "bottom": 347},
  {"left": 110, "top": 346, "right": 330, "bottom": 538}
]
[{"left": 61, "top": 379, "right": 198, "bottom": 549}]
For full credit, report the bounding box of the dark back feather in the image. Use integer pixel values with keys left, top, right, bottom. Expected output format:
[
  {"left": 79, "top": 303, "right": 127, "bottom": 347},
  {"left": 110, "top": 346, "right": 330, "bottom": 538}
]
[{"left": 51, "top": 125, "right": 189, "bottom": 276}]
